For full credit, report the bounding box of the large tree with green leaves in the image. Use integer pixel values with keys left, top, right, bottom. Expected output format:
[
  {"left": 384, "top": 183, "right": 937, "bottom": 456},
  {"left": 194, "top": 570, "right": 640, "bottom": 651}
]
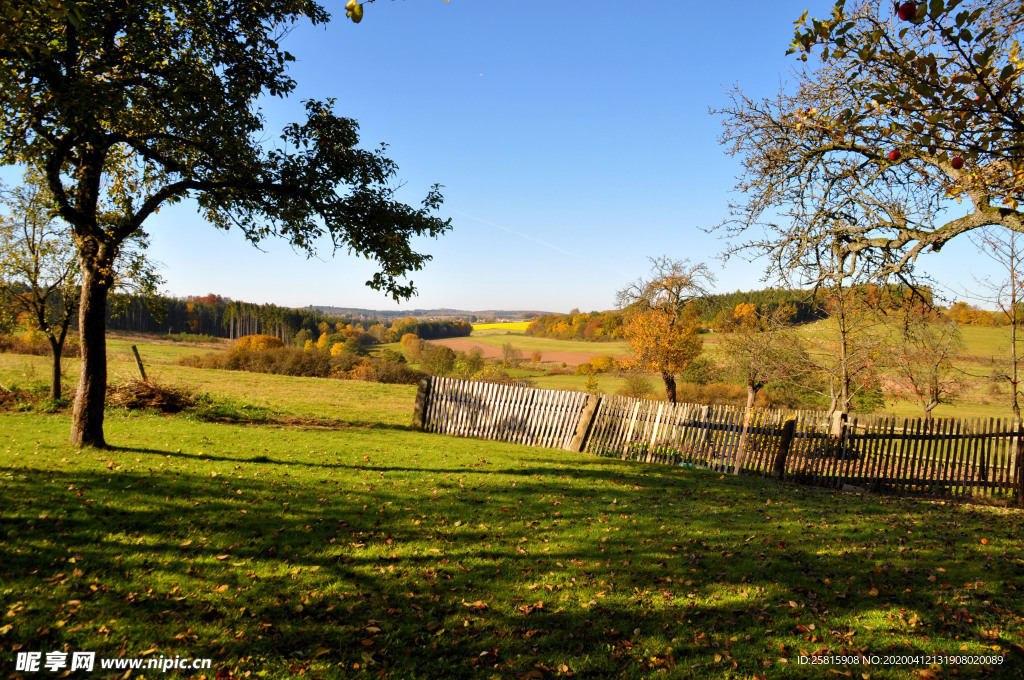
[
  {"left": 0, "top": 0, "right": 450, "bottom": 447},
  {"left": 716, "top": 0, "right": 1024, "bottom": 285}
]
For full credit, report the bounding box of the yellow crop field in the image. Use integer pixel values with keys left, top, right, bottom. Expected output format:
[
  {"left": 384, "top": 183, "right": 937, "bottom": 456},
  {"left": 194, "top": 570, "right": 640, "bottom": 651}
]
[{"left": 471, "top": 321, "right": 531, "bottom": 331}]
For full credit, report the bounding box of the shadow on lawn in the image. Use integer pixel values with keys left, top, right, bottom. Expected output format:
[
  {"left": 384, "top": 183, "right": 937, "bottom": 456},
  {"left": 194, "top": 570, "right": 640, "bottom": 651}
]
[{"left": 2, "top": 450, "right": 1023, "bottom": 679}]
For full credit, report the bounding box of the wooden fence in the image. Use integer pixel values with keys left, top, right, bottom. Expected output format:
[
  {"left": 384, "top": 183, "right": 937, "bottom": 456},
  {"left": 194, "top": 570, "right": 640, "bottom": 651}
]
[
  {"left": 413, "top": 377, "right": 1024, "bottom": 504},
  {"left": 414, "top": 376, "right": 592, "bottom": 450}
]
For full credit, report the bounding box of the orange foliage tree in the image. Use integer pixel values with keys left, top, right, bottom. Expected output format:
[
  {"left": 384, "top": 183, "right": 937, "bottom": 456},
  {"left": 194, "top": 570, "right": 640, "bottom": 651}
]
[
  {"left": 617, "top": 257, "right": 714, "bottom": 403},
  {"left": 620, "top": 308, "right": 703, "bottom": 404}
]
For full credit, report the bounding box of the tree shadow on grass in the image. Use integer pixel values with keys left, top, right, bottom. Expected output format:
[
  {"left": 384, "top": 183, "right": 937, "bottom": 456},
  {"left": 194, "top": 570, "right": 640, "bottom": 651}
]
[{"left": 2, "top": 448, "right": 1023, "bottom": 679}]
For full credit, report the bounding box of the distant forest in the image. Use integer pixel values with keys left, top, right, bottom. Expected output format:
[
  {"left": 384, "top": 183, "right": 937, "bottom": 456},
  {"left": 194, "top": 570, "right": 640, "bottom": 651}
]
[
  {"left": 105, "top": 293, "right": 472, "bottom": 343},
  {"left": 527, "top": 288, "right": 828, "bottom": 341}
]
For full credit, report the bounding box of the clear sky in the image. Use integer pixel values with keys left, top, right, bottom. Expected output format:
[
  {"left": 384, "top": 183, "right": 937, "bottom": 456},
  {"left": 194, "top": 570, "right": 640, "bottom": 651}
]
[{"left": 6, "top": 0, "right": 996, "bottom": 313}]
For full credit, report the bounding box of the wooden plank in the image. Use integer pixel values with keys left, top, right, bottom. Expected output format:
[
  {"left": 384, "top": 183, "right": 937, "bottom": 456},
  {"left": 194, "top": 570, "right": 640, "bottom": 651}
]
[
  {"left": 621, "top": 400, "right": 643, "bottom": 460},
  {"left": 964, "top": 419, "right": 980, "bottom": 498},
  {"left": 482, "top": 381, "right": 501, "bottom": 440},
  {"left": 941, "top": 418, "right": 960, "bottom": 494},
  {"left": 521, "top": 388, "right": 542, "bottom": 447},
  {"left": 937, "top": 419, "right": 954, "bottom": 493},
  {"left": 877, "top": 417, "right": 898, "bottom": 491},
  {"left": 951, "top": 418, "right": 968, "bottom": 496},
  {"left": 432, "top": 376, "right": 447, "bottom": 434},
  {"left": 534, "top": 389, "right": 555, "bottom": 449},
  {"left": 891, "top": 418, "right": 911, "bottom": 494},
  {"left": 981, "top": 418, "right": 995, "bottom": 497},
  {"left": 495, "top": 382, "right": 517, "bottom": 442},
  {"left": 648, "top": 403, "right": 665, "bottom": 462},
  {"left": 553, "top": 390, "right": 576, "bottom": 450}
]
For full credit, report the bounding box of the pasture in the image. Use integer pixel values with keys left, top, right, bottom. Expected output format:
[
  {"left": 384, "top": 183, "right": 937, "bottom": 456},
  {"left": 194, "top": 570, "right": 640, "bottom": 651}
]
[{"left": 2, "top": 338, "right": 1023, "bottom": 679}]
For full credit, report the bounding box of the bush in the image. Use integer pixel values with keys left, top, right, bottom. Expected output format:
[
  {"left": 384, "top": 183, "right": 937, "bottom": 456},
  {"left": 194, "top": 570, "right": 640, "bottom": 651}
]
[
  {"left": 675, "top": 382, "right": 748, "bottom": 406},
  {"left": 575, "top": 362, "right": 594, "bottom": 376},
  {"left": 378, "top": 349, "right": 406, "bottom": 364},
  {"left": 179, "top": 345, "right": 423, "bottom": 384},
  {"left": 165, "top": 332, "right": 220, "bottom": 343},
  {"left": 0, "top": 332, "right": 80, "bottom": 357},
  {"left": 618, "top": 374, "right": 655, "bottom": 400},
  {"left": 233, "top": 334, "right": 284, "bottom": 351},
  {"left": 421, "top": 344, "right": 457, "bottom": 375}
]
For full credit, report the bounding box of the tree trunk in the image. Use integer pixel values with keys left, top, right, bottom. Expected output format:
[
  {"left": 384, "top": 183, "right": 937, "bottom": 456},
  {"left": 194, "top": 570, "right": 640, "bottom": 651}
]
[
  {"left": 746, "top": 382, "right": 757, "bottom": 410},
  {"left": 70, "top": 260, "right": 112, "bottom": 448},
  {"left": 47, "top": 336, "right": 63, "bottom": 400},
  {"left": 662, "top": 372, "right": 676, "bottom": 404}
]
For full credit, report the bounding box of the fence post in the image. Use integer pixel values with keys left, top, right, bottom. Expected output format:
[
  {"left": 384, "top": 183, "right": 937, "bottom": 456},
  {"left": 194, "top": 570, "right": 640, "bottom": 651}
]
[
  {"left": 773, "top": 417, "right": 797, "bottom": 480},
  {"left": 569, "top": 394, "right": 602, "bottom": 452},
  {"left": 130, "top": 345, "right": 147, "bottom": 382},
  {"left": 412, "top": 377, "right": 431, "bottom": 430},
  {"left": 1016, "top": 423, "right": 1024, "bottom": 508}
]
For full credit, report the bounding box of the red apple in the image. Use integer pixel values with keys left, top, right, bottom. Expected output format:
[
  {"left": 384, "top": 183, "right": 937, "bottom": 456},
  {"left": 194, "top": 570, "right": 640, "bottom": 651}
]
[
  {"left": 888, "top": 149, "right": 901, "bottom": 161},
  {"left": 951, "top": 156, "right": 964, "bottom": 169},
  {"left": 898, "top": 2, "right": 917, "bottom": 21}
]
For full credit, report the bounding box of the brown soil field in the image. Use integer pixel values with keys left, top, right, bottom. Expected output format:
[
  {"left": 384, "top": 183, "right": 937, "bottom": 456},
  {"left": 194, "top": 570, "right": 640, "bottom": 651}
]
[{"left": 429, "top": 337, "right": 621, "bottom": 366}]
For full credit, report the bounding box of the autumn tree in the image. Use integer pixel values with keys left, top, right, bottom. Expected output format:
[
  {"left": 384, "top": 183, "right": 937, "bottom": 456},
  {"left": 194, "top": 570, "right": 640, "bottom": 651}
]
[
  {"left": 617, "top": 257, "right": 713, "bottom": 403},
  {"left": 716, "top": 0, "right": 1024, "bottom": 289},
  {"left": 620, "top": 308, "right": 703, "bottom": 404},
  {"left": 887, "top": 313, "right": 964, "bottom": 420},
  {"left": 0, "top": 170, "right": 77, "bottom": 399},
  {"left": 970, "top": 226, "right": 1024, "bottom": 418},
  {"left": 0, "top": 166, "right": 160, "bottom": 399},
  {"left": 719, "top": 304, "right": 805, "bottom": 410},
  {"left": 0, "top": 0, "right": 450, "bottom": 447}
]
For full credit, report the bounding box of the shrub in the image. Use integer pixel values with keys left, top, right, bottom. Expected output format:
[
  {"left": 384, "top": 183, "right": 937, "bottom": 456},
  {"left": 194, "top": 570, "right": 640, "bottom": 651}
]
[
  {"left": 233, "top": 334, "right": 284, "bottom": 351},
  {"left": 531, "top": 351, "right": 543, "bottom": 363},
  {"left": 372, "top": 360, "right": 424, "bottom": 385},
  {"left": 378, "top": 349, "right": 406, "bottom": 364},
  {"left": 618, "top": 373, "right": 655, "bottom": 400},
  {"left": 0, "top": 332, "right": 80, "bottom": 357},
  {"left": 421, "top": 344, "right": 457, "bottom": 375},
  {"left": 590, "top": 355, "right": 618, "bottom": 373},
  {"left": 575, "top": 362, "right": 594, "bottom": 376}
]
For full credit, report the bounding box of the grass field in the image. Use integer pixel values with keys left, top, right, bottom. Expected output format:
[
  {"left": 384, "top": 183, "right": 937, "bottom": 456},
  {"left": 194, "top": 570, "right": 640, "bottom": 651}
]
[{"left": 2, "top": 338, "right": 1024, "bottom": 679}]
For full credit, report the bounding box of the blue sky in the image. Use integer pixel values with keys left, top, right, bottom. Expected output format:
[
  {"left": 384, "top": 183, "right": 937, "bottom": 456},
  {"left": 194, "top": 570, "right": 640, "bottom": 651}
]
[{"left": 7, "top": 1, "right": 992, "bottom": 312}]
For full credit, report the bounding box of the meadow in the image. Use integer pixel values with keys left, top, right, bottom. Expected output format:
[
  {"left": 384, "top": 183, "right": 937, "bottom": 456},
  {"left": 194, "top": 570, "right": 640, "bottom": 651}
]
[{"left": 2, "top": 337, "right": 1023, "bottom": 679}]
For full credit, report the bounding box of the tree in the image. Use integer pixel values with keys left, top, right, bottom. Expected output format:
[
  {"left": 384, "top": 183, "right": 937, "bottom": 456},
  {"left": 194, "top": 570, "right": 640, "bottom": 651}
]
[
  {"left": 887, "top": 314, "right": 964, "bottom": 420},
  {"left": 0, "top": 169, "right": 77, "bottom": 399},
  {"left": 716, "top": 0, "right": 1024, "bottom": 288},
  {"left": 719, "top": 304, "right": 804, "bottom": 410},
  {"left": 806, "top": 272, "right": 886, "bottom": 417},
  {"left": 617, "top": 257, "right": 714, "bottom": 403},
  {"left": 620, "top": 308, "right": 703, "bottom": 404},
  {"left": 0, "top": 166, "right": 160, "bottom": 399},
  {"left": 0, "top": 1, "right": 450, "bottom": 447},
  {"left": 970, "top": 226, "right": 1024, "bottom": 418}
]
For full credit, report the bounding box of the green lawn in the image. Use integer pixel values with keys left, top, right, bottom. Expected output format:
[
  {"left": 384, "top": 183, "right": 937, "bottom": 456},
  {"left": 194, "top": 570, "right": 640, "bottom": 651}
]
[{"left": 2, "top": 342, "right": 1023, "bottom": 679}]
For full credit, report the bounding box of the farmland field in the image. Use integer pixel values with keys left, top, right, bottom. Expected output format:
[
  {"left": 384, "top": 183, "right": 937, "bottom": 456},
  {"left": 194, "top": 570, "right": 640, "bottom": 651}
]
[
  {"left": 471, "top": 321, "right": 532, "bottom": 332},
  {"left": 2, "top": 336, "right": 1023, "bottom": 679}
]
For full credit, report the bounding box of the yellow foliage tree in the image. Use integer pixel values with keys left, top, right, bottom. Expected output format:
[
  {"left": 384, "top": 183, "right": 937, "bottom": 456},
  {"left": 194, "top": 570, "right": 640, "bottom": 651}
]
[
  {"left": 620, "top": 309, "right": 702, "bottom": 404},
  {"left": 316, "top": 332, "right": 329, "bottom": 349},
  {"left": 732, "top": 302, "right": 757, "bottom": 328},
  {"left": 234, "top": 334, "right": 284, "bottom": 351},
  {"left": 330, "top": 342, "right": 346, "bottom": 356}
]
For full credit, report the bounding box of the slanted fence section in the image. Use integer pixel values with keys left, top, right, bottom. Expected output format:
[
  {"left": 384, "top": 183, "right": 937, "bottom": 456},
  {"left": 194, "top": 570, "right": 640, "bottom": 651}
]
[
  {"left": 417, "top": 376, "right": 590, "bottom": 451},
  {"left": 414, "top": 377, "right": 1024, "bottom": 504}
]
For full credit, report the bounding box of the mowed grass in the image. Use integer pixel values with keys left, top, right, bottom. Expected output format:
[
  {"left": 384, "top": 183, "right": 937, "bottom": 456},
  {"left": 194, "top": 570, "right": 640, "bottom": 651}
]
[{"left": 2, "top": 347, "right": 1024, "bottom": 678}]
